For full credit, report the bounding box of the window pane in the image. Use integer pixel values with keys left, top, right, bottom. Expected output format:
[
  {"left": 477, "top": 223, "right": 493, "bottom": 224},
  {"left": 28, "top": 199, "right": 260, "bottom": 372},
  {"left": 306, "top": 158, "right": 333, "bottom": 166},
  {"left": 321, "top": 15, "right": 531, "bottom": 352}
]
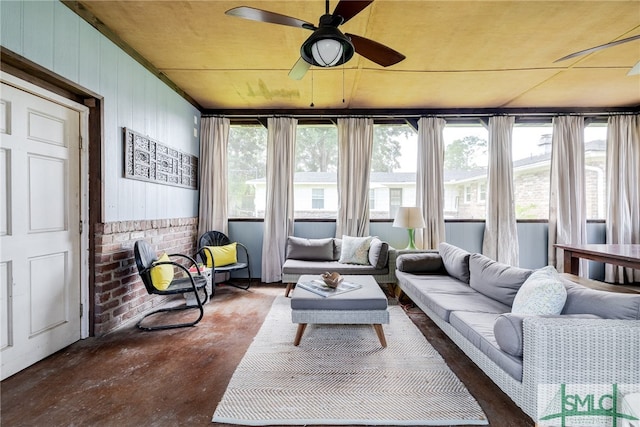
[
  {"left": 294, "top": 125, "right": 337, "bottom": 218},
  {"left": 443, "top": 125, "right": 488, "bottom": 219},
  {"left": 512, "top": 124, "right": 552, "bottom": 219},
  {"left": 370, "top": 124, "right": 416, "bottom": 219},
  {"left": 585, "top": 123, "right": 607, "bottom": 220},
  {"left": 311, "top": 188, "right": 324, "bottom": 209},
  {"left": 228, "top": 125, "right": 267, "bottom": 218}
]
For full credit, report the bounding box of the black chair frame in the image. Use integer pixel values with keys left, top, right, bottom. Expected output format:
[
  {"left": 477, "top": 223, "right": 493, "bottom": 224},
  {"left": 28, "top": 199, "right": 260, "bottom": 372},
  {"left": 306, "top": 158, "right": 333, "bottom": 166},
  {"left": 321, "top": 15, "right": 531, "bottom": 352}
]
[
  {"left": 134, "top": 240, "right": 209, "bottom": 331},
  {"left": 197, "top": 231, "right": 252, "bottom": 291}
]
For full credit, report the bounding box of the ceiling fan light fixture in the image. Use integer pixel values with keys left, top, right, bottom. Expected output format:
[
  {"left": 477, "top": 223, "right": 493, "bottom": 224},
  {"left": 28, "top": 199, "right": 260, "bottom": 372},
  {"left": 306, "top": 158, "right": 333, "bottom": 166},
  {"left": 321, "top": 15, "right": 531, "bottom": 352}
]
[
  {"left": 301, "top": 26, "right": 354, "bottom": 67},
  {"left": 311, "top": 39, "right": 343, "bottom": 66}
]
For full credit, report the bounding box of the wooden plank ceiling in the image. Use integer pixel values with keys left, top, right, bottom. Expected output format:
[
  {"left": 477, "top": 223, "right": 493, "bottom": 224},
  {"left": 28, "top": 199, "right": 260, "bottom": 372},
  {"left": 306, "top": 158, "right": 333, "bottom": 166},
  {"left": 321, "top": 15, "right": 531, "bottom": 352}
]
[{"left": 72, "top": 0, "right": 640, "bottom": 111}]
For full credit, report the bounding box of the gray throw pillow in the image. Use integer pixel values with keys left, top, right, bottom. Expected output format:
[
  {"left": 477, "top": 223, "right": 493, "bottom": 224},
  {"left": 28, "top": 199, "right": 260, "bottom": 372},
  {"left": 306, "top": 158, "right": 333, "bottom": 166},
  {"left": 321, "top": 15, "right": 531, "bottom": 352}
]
[
  {"left": 368, "top": 237, "right": 389, "bottom": 269},
  {"left": 438, "top": 242, "right": 471, "bottom": 283},
  {"left": 333, "top": 238, "right": 342, "bottom": 261},
  {"left": 396, "top": 252, "right": 444, "bottom": 273},
  {"left": 286, "top": 236, "right": 334, "bottom": 261},
  {"left": 469, "top": 253, "right": 533, "bottom": 306}
]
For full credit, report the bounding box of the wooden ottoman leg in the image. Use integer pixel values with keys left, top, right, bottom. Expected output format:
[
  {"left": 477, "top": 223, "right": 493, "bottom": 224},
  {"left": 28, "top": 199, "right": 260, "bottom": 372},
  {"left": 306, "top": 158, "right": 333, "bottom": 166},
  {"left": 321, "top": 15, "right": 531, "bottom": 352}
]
[
  {"left": 285, "top": 283, "right": 293, "bottom": 297},
  {"left": 373, "top": 324, "right": 387, "bottom": 348},
  {"left": 294, "top": 323, "right": 307, "bottom": 346}
]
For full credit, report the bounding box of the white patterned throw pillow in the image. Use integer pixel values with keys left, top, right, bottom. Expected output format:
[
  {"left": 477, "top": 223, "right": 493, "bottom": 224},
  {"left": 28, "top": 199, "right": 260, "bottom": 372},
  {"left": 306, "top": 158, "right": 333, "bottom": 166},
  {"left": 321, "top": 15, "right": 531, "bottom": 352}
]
[
  {"left": 511, "top": 265, "right": 567, "bottom": 315},
  {"left": 338, "top": 235, "right": 372, "bottom": 265}
]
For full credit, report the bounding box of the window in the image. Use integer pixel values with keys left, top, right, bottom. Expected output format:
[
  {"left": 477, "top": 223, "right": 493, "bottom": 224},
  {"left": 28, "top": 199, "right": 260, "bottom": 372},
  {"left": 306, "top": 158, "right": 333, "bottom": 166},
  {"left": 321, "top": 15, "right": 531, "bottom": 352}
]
[
  {"left": 478, "top": 183, "right": 486, "bottom": 203},
  {"left": 228, "top": 125, "right": 267, "bottom": 218},
  {"left": 512, "top": 124, "right": 552, "bottom": 219},
  {"left": 389, "top": 188, "right": 403, "bottom": 218},
  {"left": 584, "top": 123, "right": 607, "bottom": 220},
  {"left": 294, "top": 125, "right": 337, "bottom": 218},
  {"left": 370, "top": 124, "right": 416, "bottom": 219},
  {"left": 443, "top": 125, "right": 488, "bottom": 219},
  {"left": 464, "top": 185, "right": 472, "bottom": 203},
  {"left": 311, "top": 188, "right": 324, "bottom": 209}
]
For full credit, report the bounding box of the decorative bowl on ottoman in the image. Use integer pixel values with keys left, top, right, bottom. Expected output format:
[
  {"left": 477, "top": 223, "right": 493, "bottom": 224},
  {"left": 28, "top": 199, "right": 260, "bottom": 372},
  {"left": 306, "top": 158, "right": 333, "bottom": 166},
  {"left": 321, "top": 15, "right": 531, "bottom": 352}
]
[{"left": 321, "top": 272, "right": 343, "bottom": 288}]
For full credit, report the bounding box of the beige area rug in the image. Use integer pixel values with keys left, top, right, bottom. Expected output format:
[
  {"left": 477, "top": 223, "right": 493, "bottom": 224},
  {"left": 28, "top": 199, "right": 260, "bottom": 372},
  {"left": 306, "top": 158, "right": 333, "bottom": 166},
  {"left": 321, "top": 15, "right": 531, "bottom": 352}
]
[{"left": 212, "top": 296, "right": 488, "bottom": 426}]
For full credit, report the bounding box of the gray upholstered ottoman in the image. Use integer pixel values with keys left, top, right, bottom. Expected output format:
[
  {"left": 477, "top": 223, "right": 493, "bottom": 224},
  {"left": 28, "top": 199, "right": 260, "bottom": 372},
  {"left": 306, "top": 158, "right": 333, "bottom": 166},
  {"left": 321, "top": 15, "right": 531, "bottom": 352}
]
[{"left": 290, "top": 275, "right": 389, "bottom": 347}]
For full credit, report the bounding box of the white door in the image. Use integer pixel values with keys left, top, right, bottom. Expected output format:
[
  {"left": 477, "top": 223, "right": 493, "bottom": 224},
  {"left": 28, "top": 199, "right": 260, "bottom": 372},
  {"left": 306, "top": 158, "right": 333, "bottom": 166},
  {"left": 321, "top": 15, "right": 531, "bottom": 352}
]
[{"left": 0, "top": 82, "right": 82, "bottom": 380}]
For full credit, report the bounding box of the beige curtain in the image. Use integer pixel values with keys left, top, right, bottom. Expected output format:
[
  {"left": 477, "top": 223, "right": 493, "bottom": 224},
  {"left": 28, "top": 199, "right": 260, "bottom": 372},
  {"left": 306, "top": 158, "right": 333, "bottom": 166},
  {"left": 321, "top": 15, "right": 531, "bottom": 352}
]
[
  {"left": 548, "top": 116, "right": 588, "bottom": 275},
  {"left": 261, "top": 117, "right": 297, "bottom": 283},
  {"left": 336, "top": 118, "right": 374, "bottom": 237},
  {"left": 198, "top": 116, "right": 230, "bottom": 237},
  {"left": 605, "top": 115, "right": 640, "bottom": 283},
  {"left": 483, "top": 116, "right": 519, "bottom": 265},
  {"left": 416, "top": 117, "right": 446, "bottom": 249}
]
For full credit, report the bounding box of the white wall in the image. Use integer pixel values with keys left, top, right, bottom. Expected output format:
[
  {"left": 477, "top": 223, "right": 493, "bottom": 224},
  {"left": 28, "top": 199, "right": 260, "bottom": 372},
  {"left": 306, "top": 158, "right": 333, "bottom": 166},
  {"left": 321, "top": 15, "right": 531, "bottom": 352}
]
[{"left": 1, "top": 1, "right": 201, "bottom": 222}]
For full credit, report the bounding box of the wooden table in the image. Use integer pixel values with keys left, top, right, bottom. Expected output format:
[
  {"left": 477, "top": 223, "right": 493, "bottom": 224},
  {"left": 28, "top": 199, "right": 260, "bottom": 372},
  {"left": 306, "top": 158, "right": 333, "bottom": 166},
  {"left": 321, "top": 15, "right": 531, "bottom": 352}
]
[{"left": 555, "top": 244, "right": 640, "bottom": 276}]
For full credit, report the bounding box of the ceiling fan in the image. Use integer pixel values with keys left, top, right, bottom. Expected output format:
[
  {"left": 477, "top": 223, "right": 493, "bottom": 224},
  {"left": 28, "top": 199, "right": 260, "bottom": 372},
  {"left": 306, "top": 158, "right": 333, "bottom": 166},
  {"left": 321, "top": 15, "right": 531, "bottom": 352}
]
[
  {"left": 554, "top": 34, "right": 640, "bottom": 76},
  {"left": 225, "top": 0, "right": 406, "bottom": 80}
]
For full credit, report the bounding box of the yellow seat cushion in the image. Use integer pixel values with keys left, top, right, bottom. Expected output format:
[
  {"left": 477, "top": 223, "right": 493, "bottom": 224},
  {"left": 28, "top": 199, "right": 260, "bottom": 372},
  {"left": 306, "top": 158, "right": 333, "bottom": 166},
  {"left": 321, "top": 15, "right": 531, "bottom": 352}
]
[
  {"left": 204, "top": 243, "right": 237, "bottom": 268},
  {"left": 150, "top": 253, "right": 174, "bottom": 291}
]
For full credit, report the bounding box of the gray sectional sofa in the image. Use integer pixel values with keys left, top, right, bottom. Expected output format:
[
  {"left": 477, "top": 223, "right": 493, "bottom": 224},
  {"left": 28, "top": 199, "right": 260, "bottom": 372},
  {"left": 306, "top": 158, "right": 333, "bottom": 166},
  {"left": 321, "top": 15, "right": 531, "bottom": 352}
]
[
  {"left": 282, "top": 236, "right": 397, "bottom": 296},
  {"left": 395, "top": 242, "right": 640, "bottom": 422}
]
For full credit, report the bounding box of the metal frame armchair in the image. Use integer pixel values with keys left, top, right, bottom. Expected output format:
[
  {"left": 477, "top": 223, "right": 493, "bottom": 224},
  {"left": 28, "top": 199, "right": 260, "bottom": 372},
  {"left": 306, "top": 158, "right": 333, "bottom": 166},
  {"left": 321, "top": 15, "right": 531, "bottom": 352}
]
[
  {"left": 196, "top": 231, "right": 252, "bottom": 291},
  {"left": 134, "top": 240, "right": 209, "bottom": 331}
]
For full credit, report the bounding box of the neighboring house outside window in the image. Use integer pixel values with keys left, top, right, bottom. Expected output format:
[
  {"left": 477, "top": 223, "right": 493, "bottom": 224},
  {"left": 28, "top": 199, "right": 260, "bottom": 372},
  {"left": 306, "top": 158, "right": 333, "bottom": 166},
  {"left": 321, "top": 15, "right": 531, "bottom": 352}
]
[{"left": 389, "top": 188, "right": 403, "bottom": 219}]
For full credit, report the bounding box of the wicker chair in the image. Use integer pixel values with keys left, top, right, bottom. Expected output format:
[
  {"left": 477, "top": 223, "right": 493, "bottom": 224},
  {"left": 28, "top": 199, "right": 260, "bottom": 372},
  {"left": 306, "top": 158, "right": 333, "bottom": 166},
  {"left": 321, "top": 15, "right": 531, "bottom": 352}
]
[
  {"left": 134, "top": 240, "right": 208, "bottom": 331},
  {"left": 196, "top": 231, "right": 252, "bottom": 291}
]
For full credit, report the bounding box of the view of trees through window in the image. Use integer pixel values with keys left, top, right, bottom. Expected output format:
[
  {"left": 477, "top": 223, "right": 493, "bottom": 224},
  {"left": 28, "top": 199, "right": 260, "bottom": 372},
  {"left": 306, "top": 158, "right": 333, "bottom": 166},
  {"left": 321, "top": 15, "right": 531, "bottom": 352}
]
[{"left": 227, "top": 121, "right": 607, "bottom": 220}]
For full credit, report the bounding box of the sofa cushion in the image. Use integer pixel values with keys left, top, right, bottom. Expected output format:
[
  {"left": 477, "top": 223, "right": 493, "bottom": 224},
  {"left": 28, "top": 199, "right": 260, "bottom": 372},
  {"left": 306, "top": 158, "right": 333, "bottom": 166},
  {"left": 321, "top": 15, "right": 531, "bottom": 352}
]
[
  {"left": 396, "top": 270, "right": 510, "bottom": 322},
  {"left": 438, "top": 242, "right": 471, "bottom": 283},
  {"left": 511, "top": 266, "right": 567, "bottom": 315},
  {"left": 449, "top": 311, "right": 523, "bottom": 381},
  {"left": 469, "top": 253, "right": 533, "bottom": 306},
  {"left": 560, "top": 277, "right": 640, "bottom": 319},
  {"left": 286, "top": 236, "right": 334, "bottom": 261},
  {"left": 282, "top": 259, "right": 388, "bottom": 275},
  {"left": 339, "top": 235, "right": 372, "bottom": 264},
  {"left": 396, "top": 252, "right": 445, "bottom": 274},
  {"left": 493, "top": 313, "right": 603, "bottom": 358},
  {"left": 368, "top": 237, "right": 389, "bottom": 269}
]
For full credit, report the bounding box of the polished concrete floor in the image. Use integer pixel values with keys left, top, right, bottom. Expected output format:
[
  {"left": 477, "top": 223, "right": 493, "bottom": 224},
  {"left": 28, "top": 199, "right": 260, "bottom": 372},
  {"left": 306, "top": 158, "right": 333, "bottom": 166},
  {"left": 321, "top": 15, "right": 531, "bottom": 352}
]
[{"left": 1, "top": 284, "right": 533, "bottom": 427}]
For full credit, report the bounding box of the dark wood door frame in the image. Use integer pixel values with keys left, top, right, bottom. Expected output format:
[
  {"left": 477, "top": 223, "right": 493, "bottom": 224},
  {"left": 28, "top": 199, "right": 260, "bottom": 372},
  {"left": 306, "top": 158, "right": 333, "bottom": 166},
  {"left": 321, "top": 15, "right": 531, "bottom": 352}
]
[{"left": 2, "top": 47, "right": 103, "bottom": 336}]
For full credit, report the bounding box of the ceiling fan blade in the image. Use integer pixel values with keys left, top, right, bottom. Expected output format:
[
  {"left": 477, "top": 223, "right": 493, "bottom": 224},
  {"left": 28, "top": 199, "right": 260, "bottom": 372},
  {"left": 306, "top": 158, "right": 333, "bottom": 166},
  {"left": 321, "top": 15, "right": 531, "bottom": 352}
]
[
  {"left": 628, "top": 60, "right": 640, "bottom": 76},
  {"left": 346, "top": 33, "right": 405, "bottom": 67},
  {"left": 554, "top": 34, "right": 640, "bottom": 62},
  {"left": 332, "top": 0, "right": 373, "bottom": 24},
  {"left": 225, "top": 6, "right": 316, "bottom": 30},
  {"left": 289, "top": 57, "right": 311, "bottom": 80}
]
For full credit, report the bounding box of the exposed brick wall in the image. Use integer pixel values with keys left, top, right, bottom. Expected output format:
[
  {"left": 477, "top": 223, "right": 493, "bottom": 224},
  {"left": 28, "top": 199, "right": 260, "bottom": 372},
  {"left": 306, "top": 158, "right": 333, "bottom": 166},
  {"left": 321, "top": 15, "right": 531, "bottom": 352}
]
[{"left": 93, "top": 217, "right": 198, "bottom": 336}]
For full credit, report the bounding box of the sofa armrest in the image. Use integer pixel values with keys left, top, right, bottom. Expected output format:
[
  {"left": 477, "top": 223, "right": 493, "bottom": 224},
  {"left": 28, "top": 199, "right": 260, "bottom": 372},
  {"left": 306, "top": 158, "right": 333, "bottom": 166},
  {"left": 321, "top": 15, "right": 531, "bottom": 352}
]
[
  {"left": 395, "top": 251, "right": 443, "bottom": 273},
  {"left": 521, "top": 317, "right": 640, "bottom": 419}
]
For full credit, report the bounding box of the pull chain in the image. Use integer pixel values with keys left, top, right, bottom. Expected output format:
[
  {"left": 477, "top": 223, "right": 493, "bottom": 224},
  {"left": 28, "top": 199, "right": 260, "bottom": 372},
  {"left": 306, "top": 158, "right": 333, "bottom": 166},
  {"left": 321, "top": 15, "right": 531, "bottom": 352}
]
[{"left": 310, "top": 68, "right": 315, "bottom": 107}]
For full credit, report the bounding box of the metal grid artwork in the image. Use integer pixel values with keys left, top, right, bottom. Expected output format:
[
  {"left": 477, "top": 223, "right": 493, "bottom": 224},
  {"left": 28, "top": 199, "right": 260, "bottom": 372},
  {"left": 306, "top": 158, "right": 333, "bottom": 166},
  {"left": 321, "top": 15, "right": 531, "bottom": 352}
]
[{"left": 123, "top": 128, "right": 198, "bottom": 189}]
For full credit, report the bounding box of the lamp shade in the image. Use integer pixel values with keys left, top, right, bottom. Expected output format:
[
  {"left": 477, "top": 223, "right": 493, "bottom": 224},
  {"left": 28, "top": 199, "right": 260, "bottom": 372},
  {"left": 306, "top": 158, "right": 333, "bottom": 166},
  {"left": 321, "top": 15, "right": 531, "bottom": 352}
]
[{"left": 393, "top": 207, "right": 426, "bottom": 229}]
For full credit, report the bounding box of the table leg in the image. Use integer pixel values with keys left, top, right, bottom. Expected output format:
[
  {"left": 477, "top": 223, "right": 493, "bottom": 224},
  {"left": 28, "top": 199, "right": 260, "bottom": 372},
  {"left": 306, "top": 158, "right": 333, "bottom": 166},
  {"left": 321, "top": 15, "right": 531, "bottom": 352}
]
[
  {"left": 285, "top": 283, "right": 293, "bottom": 297},
  {"left": 563, "top": 250, "right": 580, "bottom": 275},
  {"left": 373, "top": 324, "right": 387, "bottom": 348},
  {"left": 294, "top": 323, "right": 307, "bottom": 346}
]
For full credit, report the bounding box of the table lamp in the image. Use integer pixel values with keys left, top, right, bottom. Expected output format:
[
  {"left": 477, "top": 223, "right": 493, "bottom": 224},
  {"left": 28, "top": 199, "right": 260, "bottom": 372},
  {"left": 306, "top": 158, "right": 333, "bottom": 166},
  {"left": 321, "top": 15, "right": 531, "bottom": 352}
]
[{"left": 393, "top": 207, "right": 426, "bottom": 250}]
